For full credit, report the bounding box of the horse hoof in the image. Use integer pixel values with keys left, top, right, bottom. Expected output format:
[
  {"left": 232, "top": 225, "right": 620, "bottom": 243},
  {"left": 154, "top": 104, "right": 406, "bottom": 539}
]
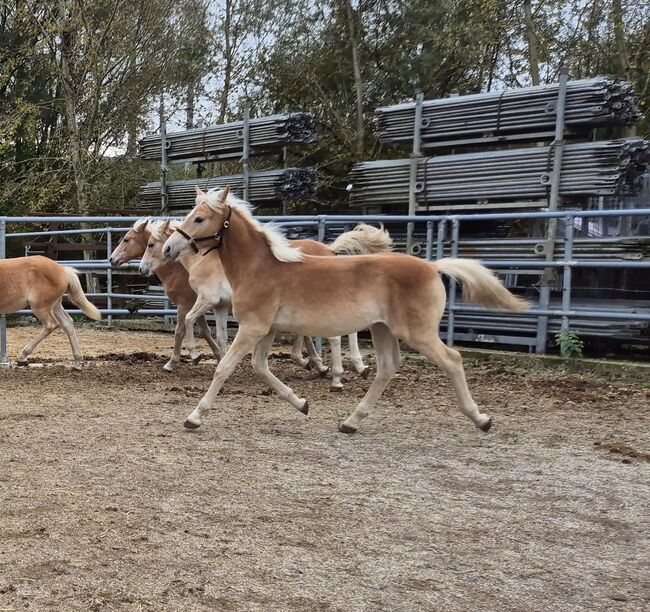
[
  {"left": 184, "top": 419, "right": 201, "bottom": 430},
  {"left": 339, "top": 423, "right": 357, "bottom": 434},
  {"left": 479, "top": 417, "right": 493, "bottom": 433},
  {"left": 163, "top": 364, "right": 175, "bottom": 373},
  {"left": 360, "top": 366, "right": 370, "bottom": 379},
  {"left": 298, "top": 400, "right": 309, "bottom": 415},
  {"left": 329, "top": 385, "right": 343, "bottom": 393},
  {"left": 72, "top": 363, "right": 83, "bottom": 371},
  {"left": 191, "top": 354, "right": 203, "bottom": 366},
  {"left": 318, "top": 368, "right": 329, "bottom": 378}
]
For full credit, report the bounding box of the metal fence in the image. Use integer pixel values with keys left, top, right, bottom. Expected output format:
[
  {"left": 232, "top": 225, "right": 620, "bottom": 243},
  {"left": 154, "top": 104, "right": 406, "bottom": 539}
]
[{"left": 1, "top": 207, "right": 649, "bottom": 365}]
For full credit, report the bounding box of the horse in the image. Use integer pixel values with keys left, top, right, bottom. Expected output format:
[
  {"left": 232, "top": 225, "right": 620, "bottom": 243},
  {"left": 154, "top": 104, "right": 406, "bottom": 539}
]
[
  {"left": 141, "top": 211, "right": 393, "bottom": 389},
  {"left": 0, "top": 256, "right": 101, "bottom": 368},
  {"left": 163, "top": 187, "right": 528, "bottom": 433},
  {"left": 109, "top": 219, "right": 222, "bottom": 371}
]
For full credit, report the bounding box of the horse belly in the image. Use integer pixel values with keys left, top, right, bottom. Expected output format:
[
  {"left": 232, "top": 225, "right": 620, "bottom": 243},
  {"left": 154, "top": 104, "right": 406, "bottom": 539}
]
[
  {"left": 272, "top": 303, "right": 380, "bottom": 337},
  {"left": 0, "top": 293, "right": 28, "bottom": 315}
]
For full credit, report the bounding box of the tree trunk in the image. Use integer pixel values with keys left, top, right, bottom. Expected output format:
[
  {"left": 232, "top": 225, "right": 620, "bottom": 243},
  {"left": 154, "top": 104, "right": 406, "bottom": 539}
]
[
  {"left": 186, "top": 81, "right": 195, "bottom": 129},
  {"left": 523, "top": 0, "right": 540, "bottom": 85},
  {"left": 342, "top": 0, "right": 364, "bottom": 158},
  {"left": 218, "top": 0, "right": 232, "bottom": 124},
  {"left": 611, "top": 0, "right": 629, "bottom": 80}
]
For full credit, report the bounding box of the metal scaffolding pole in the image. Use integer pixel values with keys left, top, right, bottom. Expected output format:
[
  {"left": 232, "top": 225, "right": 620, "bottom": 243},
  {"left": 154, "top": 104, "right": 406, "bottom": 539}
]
[
  {"left": 406, "top": 93, "right": 424, "bottom": 254},
  {"left": 536, "top": 66, "right": 569, "bottom": 353},
  {"left": 159, "top": 98, "right": 169, "bottom": 213},
  {"left": 242, "top": 106, "right": 251, "bottom": 202}
]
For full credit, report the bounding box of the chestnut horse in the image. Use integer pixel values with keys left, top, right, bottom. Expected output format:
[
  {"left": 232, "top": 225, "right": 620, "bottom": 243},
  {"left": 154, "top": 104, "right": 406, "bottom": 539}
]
[
  {"left": 110, "top": 220, "right": 221, "bottom": 371},
  {"left": 163, "top": 188, "right": 528, "bottom": 433},
  {"left": 0, "top": 256, "right": 101, "bottom": 368}
]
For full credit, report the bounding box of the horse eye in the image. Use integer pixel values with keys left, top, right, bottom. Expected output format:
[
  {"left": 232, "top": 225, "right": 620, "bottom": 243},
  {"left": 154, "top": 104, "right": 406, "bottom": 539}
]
[
  {"left": 148, "top": 243, "right": 154, "bottom": 249},
  {"left": 123, "top": 238, "right": 129, "bottom": 243},
  {"left": 195, "top": 217, "right": 204, "bottom": 224}
]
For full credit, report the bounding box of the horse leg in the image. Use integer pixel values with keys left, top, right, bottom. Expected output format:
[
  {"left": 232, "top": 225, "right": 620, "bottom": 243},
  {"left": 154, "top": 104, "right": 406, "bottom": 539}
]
[
  {"left": 53, "top": 302, "right": 83, "bottom": 369},
  {"left": 290, "top": 335, "right": 308, "bottom": 367},
  {"left": 340, "top": 323, "right": 400, "bottom": 434},
  {"left": 184, "top": 325, "right": 267, "bottom": 429},
  {"left": 348, "top": 333, "right": 369, "bottom": 378},
  {"left": 252, "top": 331, "right": 309, "bottom": 414},
  {"left": 184, "top": 309, "right": 202, "bottom": 365},
  {"left": 213, "top": 302, "right": 230, "bottom": 358},
  {"left": 327, "top": 336, "right": 345, "bottom": 392},
  {"left": 17, "top": 306, "right": 60, "bottom": 366},
  {"left": 195, "top": 313, "right": 221, "bottom": 359},
  {"left": 164, "top": 303, "right": 188, "bottom": 372},
  {"left": 409, "top": 334, "right": 492, "bottom": 432},
  {"left": 303, "top": 337, "right": 328, "bottom": 374}
]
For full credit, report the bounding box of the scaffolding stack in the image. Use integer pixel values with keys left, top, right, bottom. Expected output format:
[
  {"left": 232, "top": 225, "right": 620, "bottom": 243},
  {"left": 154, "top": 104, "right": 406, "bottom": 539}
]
[
  {"left": 349, "top": 71, "right": 649, "bottom": 352},
  {"left": 138, "top": 109, "right": 318, "bottom": 212}
]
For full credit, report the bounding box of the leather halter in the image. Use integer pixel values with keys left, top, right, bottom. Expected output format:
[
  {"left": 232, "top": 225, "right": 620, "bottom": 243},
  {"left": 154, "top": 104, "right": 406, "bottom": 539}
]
[{"left": 175, "top": 206, "right": 232, "bottom": 256}]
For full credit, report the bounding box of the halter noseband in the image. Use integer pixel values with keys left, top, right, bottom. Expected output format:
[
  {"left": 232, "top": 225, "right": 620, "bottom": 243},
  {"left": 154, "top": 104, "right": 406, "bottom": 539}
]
[{"left": 175, "top": 206, "right": 232, "bottom": 255}]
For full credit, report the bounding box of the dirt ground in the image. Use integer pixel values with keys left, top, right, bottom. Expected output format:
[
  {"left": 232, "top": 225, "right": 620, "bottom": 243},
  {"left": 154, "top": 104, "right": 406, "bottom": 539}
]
[{"left": 0, "top": 326, "right": 648, "bottom": 611}]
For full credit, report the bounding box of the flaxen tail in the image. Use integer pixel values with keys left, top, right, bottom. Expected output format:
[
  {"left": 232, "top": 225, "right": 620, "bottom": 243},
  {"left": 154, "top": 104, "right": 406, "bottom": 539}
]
[
  {"left": 329, "top": 223, "right": 393, "bottom": 254},
  {"left": 435, "top": 258, "right": 529, "bottom": 311},
  {"left": 64, "top": 267, "right": 102, "bottom": 320}
]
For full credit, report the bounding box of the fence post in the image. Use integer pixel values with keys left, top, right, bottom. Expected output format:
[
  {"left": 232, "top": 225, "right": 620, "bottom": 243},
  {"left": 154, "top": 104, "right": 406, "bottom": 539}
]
[
  {"left": 535, "top": 66, "right": 569, "bottom": 353},
  {"left": 561, "top": 215, "right": 575, "bottom": 334},
  {"left": 0, "top": 218, "right": 7, "bottom": 366},
  {"left": 436, "top": 219, "right": 446, "bottom": 260},
  {"left": 106, "top": 230, "right": 113, "bottom": 329},
  {"left": 425, "top": 221, "right": 433, "bottom": 261},
  {"left": 315, "top": 215, "right": 327, "bottom": 355},
  {"left": 406, "top": 92, "right": 424, "bottom": 255},
  {"left": 447, "top": 218, "right": 460, "bottom": 347}
]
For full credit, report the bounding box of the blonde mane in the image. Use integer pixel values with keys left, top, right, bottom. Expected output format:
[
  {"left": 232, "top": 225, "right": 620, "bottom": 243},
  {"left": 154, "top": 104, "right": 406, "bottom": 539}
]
[
  {"left": 147, "top": 219, "right": 179, "bottom": 242},
  {"left": 203, "top": 189, "right": 304, "bottom": 263}
]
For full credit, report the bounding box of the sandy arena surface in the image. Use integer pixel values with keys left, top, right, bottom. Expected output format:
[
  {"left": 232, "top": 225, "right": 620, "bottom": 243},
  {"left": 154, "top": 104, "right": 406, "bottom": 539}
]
[{"left": 0, "top": 326, "right": 649, "bottom": 611}]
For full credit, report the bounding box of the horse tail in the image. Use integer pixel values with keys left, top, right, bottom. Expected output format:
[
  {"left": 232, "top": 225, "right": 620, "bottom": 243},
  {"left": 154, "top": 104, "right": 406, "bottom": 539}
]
[
  {"left": 64, "top": 267, "right": 102, "bottom": 320},
  {"left": 435, "top": 258, "right": 529, "bottom": 312},
  {"left": 329, "top": 223, "right": 393, "bottom": 255}
]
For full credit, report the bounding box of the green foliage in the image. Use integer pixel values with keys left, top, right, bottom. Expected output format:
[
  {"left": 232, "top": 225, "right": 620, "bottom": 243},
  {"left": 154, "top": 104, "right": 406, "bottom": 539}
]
[
  {"left": 555, "top": 330, "right": 585, "bottom": 359},
  {"left": 0, "top": 0, "right": 648, "bottom": 214}
]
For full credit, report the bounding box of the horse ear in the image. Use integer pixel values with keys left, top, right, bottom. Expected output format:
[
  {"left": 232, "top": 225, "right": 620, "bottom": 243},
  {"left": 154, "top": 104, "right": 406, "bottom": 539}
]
[
  {"left": 195, "top": 186, "right": 206, "bottom": 196},
  {"left": 133, "top": 218, "right": 148, "bottom": 233},
  {"left": 159, "top": 219, "right": 171, "bottom": 234},
  {"left": 219, "top": 186, "right": 230, "bottom": 202}
]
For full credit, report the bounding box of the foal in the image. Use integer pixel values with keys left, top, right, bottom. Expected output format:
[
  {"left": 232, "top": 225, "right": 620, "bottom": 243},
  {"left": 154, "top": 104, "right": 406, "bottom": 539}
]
[
  {"left": 146, "top": 210, "right": 393, "bottom": 389},
  {"left": 110, "top": 220, "right": 221, "bottom": 371},
  {"left": 164, "top": 188, "right": 528, "bottom": 433},
  {"left": 0, "top": 256, "right": 101, "bottom": 368}
]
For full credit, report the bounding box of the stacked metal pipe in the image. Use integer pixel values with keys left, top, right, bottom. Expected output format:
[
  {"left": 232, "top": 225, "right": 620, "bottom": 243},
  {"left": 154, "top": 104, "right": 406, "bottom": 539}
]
[
  {"left": 376, "top": 77, "right": 640, "bottom": 147},
  {"left": 443, "top": 236, "right": 650, "bottom": 261},
  {"left": 440, "top": 300, "right": 650, "bottom": 340},
  {"left": 348, "top": 138, "right": 650, "bottom": 207},
  {"left": 138, "top": 168, "right": 317, "bottom": 210},
  {"left": 138, "top": 113, "right": 319, "bottom": 161}
]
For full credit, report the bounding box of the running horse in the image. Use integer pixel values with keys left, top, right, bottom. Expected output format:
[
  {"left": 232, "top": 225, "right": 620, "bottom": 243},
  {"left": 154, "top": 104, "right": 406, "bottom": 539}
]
[
  {"left": 141, "top": 212, "right": 393, "bottom": 389},
  {"left": 0, "top": 256, "right": 101, "bottom": 368},
  {"left": 163, "top": 187, "right": 528, "bottom": 433},
  {"left": 110, "top": 219, "right": 222, "bottom": 371}
]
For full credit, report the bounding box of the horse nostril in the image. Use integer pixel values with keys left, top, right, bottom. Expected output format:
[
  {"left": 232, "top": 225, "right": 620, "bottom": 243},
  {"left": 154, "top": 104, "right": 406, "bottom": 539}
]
[{"left": 164, "top": 245, "right": 171, "bottom": 256}]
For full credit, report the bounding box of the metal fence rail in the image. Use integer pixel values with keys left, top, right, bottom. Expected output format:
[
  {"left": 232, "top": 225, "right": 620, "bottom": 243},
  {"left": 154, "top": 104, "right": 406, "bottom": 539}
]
[{"left": 1, "top": 207, "right": 649, "bottom": 365}]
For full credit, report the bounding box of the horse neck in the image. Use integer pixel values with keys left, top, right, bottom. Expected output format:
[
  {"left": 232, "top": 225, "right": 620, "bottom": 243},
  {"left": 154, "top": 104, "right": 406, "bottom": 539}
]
[
  {"left": 217, "top": 208, "right": 276, "bottom": 286},
  {"left": 154, "top": 259, "right": 185, "bottom": 284},
  {"left": 178, "top": 250, "right": 203, "bottom": 272}
]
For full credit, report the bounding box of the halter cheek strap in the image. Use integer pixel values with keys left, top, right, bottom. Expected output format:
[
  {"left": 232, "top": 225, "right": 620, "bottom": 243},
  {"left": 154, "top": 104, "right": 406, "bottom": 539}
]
[{"left": 175, "top": 206, "right": 232, "bottom": 256}]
